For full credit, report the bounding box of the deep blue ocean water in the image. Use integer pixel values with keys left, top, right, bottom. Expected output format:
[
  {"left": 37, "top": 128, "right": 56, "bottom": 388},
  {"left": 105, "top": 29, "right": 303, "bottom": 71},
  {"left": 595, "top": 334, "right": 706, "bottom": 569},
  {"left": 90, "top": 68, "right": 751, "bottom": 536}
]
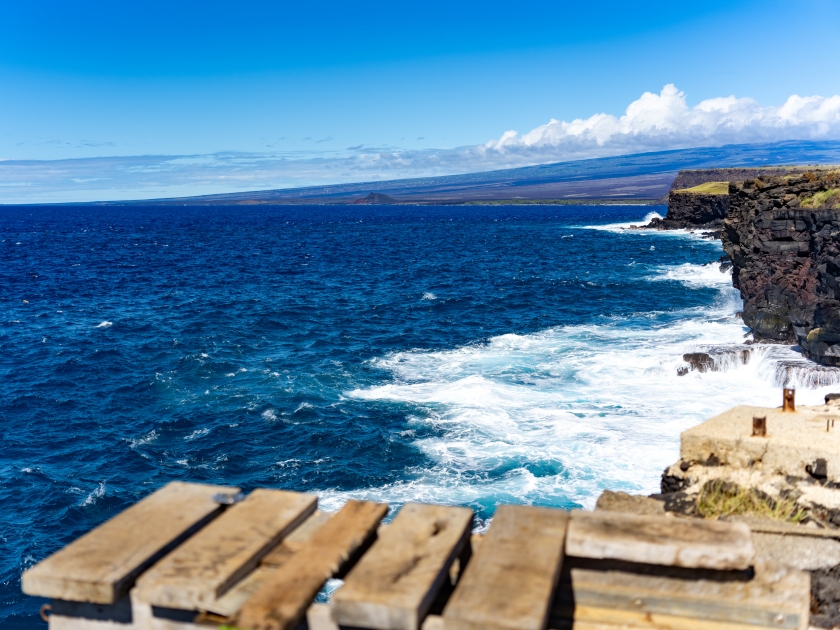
[{"left": 3, "top": 204, "right": 834, "bottom": 627}]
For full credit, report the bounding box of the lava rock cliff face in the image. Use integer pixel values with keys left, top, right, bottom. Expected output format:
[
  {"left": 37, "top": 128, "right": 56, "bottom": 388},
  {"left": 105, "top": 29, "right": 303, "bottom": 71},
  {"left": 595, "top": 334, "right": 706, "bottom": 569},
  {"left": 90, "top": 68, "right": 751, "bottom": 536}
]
[
  {"left": 643, "top": 168, "right": 801, "bottom": 232},
  {"left": 653, "top": 190, "right": 728, "bottom": 229},
  {"left": 721, "top": 171, "right": 840, "bottom": 364}
]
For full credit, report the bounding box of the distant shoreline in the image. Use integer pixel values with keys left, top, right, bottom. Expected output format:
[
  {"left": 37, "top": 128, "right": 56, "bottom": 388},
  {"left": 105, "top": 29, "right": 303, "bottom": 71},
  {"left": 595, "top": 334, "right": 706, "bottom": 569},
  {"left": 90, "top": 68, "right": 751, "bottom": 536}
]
[{"left": 461, "top": 198, "right": 662, "bottom": 206}]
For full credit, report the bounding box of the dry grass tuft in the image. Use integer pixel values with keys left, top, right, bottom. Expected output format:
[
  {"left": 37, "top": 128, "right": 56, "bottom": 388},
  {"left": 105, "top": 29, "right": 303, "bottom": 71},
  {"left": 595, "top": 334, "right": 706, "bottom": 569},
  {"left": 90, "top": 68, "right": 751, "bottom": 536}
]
[
  {"left": 696, "top": 480, "right": 807, "bottom": 523},
  {"left": 801, "top": 188, "right": 840, "bottom": 209},
  {"left": 673, "top": 181, "right": 730, "bottom": 195}
]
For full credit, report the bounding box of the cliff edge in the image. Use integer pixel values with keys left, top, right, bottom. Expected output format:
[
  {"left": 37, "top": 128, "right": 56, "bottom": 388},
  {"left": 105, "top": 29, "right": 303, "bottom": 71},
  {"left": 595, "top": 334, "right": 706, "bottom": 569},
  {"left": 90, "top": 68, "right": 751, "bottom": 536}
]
[
  {"left": 643, "top": 167, "right": 810, "bottom": 232},
  {"left": 722, "top": 170, "right": 840, "bottom": 364}
]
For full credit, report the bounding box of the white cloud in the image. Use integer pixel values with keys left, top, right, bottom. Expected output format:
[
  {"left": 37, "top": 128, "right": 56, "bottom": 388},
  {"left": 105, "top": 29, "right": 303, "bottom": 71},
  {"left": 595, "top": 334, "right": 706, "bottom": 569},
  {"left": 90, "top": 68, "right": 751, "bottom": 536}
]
[{"left": 482, "top": 84, "right": 840, "bottom": 161}]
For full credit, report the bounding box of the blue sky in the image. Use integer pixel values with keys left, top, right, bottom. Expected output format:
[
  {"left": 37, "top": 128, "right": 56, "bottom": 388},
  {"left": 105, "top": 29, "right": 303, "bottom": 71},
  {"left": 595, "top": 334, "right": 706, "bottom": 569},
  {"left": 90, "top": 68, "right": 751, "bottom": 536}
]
[{"left": 1, "top": 0, "right": 840, "bottom": 201}]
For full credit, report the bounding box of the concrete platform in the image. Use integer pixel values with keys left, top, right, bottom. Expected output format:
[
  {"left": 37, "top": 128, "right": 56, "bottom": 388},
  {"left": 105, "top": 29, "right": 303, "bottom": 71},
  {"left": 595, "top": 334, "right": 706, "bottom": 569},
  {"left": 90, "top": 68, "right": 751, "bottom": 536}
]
[{"left": 680, "top": 403, "right": 840, "bottom": 481}]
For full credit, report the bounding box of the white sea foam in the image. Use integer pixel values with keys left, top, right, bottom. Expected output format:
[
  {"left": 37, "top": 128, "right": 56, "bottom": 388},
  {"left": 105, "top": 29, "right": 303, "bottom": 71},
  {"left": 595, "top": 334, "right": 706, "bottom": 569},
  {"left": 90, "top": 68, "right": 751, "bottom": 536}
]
[
  {"left": 94, "top": 321, "right": 113, "bottom": 328},
  {"left": 185, "top": 428, "right": 210, "bottom": 441},
  {"left": 81, "top": 482, "right": 106, "bottom": 506},
  {"left": 334, "top": 261, "right": 840, "bottom": 513},
  {"left": 422, "top": 292, "right": 437, "bottom": 301},
  {"left": 126, "top": 430, "right": 158, "bottom": 449},
  {"left": 262, "top": 409, "right": 278, "bottom": 421},
  {"left": 583, "top": 211, "right": 665, "bottom": 232},
  {"left": 652, "top": 262, "right": 733, "bottom": 289}
]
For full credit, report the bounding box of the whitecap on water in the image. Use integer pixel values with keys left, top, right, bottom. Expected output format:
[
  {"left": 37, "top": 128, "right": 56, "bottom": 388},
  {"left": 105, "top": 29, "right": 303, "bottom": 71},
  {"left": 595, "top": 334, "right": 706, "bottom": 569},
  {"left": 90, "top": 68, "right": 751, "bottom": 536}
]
[
  {"left": 422, "top": 292, "right": 437, "bottom": 301},
  {"left": 81, "top": 482, "right": 106, "bottom": 506},
  {"left": 184, "top": 428, "right": 210, "bottom": 441},
  {"left": 339, "top": 261, "right": 840, "bottom": 513},
  {"left": 583, "top": 211, "right": 664, "bottom": 232},
  {"left": 126, "top": 430, "right": 158, "bottom": 449},
  {"left": 94, "top": 321, "right": 113, "bottom": 328},
  {"left": 651, "top": 262, "right": 733, "bottom": 290}
]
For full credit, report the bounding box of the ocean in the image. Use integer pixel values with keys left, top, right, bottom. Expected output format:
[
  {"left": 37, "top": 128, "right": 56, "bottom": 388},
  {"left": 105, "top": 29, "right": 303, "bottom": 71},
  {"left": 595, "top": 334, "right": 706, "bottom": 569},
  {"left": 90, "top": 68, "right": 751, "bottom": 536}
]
[{"left": 2, "top": 203, "right": 838, "bottom": 627}]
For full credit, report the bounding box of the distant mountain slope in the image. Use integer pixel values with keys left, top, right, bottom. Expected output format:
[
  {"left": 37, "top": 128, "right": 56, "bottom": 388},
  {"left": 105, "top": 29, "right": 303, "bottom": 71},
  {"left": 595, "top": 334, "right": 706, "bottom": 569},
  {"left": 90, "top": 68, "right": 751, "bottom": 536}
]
[{"left": 100, "top": 141, "right": 840, "bottom": 205}]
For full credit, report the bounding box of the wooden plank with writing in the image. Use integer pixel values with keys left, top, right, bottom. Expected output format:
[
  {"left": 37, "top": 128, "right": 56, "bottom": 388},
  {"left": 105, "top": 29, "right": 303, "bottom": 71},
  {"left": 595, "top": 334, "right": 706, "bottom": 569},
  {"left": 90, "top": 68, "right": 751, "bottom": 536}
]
[
  {"left": 133, "top": 489, "right": 316, "bottom": 611},
  {"left": 566, "top": 510, "right": 755, "bottom": 570},
  {"left": 332, "top": 503, "right": 474, "bottom": 630},
  {"left": 439, "top": 505, "right": 569, "bottom": 630},
  {"left": 22, "top": 481, "right": 239, "bottom": 604},
  {"left": 232, "top": 500, "right": 388, "bottom": 630}
]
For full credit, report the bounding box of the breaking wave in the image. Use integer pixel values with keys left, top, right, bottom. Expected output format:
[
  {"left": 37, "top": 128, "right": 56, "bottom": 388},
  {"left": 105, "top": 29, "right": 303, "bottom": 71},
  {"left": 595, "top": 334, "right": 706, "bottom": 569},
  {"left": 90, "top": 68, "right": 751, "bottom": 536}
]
[{"left": 337, "top": 261, "right": 840, "bottom": 513}]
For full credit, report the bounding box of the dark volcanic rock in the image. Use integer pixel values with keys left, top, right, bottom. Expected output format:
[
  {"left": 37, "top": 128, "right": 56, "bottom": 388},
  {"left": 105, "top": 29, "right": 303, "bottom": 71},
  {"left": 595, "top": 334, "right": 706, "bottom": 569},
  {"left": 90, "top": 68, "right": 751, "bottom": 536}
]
[
  {"left": 678, "top": 346, "right": 752, "bottom": 375},
  {"left": 658, "top": 191, "right": 729, "bottom": 230},
  {"left": 683, "top": 352, "right": 715, "bottom": 373},
  {"left": 722, "top": 170, "right": 840, "bottom": 364},
  {"left": 670, "top": 168, "right": 807, "bottom": 190},
  {"left": 353, "top": 192, "right": 399, "bottom": 204},
  {"left": 810, "top": 565, "right": 840, "bottom": 628},
  {"left": 642, "top": 167, "right": 816, "bottom": 233}
]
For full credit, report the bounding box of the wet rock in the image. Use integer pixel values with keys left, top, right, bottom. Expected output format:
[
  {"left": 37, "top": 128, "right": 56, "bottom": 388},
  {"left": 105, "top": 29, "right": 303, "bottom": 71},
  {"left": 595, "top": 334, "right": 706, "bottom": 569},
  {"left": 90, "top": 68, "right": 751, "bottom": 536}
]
[
  {"left": 683, "top": 352, "right": 715, "bottom": 373},
  {"left": 679, "top": 347, "right": 753, "bottom": 375}
]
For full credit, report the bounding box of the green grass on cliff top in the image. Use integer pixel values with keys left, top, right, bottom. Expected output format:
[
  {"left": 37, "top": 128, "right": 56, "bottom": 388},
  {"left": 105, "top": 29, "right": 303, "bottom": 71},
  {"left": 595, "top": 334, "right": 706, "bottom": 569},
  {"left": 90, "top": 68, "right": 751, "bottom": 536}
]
[
  {"left": 673, "top": 181, "right": 729, "bottom": 195},
  {"left": 801, "top": 188, "right": 840, "bottom": 208}
]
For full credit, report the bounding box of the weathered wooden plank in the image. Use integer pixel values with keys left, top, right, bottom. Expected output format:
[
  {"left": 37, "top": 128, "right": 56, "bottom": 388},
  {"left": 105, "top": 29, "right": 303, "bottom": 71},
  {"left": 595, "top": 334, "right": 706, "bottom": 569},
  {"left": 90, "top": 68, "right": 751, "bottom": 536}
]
[
  {"left": 306, "top": 603, "right": 339, "bottom": 630},
  {"left": 232, "top": 500, "right": 388, "bottom": 630},
  {"left": 260, "top": 510, "right": 332, "bottom": 567},
  {"left": 199, "top": 510, "right": 335, "bottom": 618},
  {"left": 133, "top": 489, "right": 316, "bottom": 611},
  {"left": 332, "top": 502, "right": 474, "bottom": 630},
  {"left": 566, "top": 510, "right": 754, "bottom": 570},
  {"left": 421, "top": 614, "right": 446, "bottom": 630},
  {"left": 22, "top": 481, "right": 238, "bottom": 604},
  {"left": 547, "top": 562, "right": 810, "bottom": 630},
  {"left": 438, "top": 505, "right": 568, "bottom": 630},
  {"left": 549, "top": 609, "right": 792, "bottom": 630}
]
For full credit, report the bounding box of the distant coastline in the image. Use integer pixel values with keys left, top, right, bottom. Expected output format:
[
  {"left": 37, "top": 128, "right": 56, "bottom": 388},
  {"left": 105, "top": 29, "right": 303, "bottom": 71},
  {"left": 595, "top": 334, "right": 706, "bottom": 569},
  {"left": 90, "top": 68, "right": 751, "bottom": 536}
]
[
  {"left": 12, "top": 141, "right": 838, "bottom": 208},
  {"left": 462, "top": 198, "right": 662, "bottom": 206}
]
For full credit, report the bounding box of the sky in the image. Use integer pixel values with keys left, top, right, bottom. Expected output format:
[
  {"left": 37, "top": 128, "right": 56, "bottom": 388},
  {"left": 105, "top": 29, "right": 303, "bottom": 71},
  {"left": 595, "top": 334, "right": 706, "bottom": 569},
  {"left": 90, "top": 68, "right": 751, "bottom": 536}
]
[{"left": 1, "top": 0, "right": 840, "bottom": 202}]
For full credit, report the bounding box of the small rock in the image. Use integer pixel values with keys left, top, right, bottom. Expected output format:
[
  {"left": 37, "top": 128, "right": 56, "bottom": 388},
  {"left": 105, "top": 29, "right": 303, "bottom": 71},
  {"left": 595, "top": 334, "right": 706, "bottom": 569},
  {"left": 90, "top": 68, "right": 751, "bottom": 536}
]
[{"left": 594, "top": 490, "right": 665, "bottom": 516}]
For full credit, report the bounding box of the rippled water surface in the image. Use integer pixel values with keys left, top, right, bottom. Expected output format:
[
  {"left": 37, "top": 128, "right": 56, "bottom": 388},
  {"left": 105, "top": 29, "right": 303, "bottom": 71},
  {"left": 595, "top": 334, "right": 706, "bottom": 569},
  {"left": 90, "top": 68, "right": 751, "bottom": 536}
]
[{"left": 3, "top": 204, "right": 837, "bottom": 627}]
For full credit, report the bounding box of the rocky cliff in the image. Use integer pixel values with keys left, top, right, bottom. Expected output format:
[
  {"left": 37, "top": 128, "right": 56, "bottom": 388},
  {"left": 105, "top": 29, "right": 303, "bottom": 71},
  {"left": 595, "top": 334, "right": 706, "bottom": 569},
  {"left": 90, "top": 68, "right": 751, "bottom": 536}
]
[
  {"left": 643, "top": 167, "right": 815, "bottom": 232},
  {"left": 722, "top": 170, "right": 840, "bottom": 364},
  {"left": 646, "top": 182, "right": 729, "bottom": 231}
]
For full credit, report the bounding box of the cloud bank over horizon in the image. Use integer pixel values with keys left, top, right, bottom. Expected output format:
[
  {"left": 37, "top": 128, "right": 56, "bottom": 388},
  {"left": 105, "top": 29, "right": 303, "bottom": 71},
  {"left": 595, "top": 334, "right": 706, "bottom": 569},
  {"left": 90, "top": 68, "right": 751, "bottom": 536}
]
[
  {"left": 2, "top": 84, "right": 840, "bottom": 203},
  {"left": 484, "top": 84, "right": 840, "bottom": 160}
]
